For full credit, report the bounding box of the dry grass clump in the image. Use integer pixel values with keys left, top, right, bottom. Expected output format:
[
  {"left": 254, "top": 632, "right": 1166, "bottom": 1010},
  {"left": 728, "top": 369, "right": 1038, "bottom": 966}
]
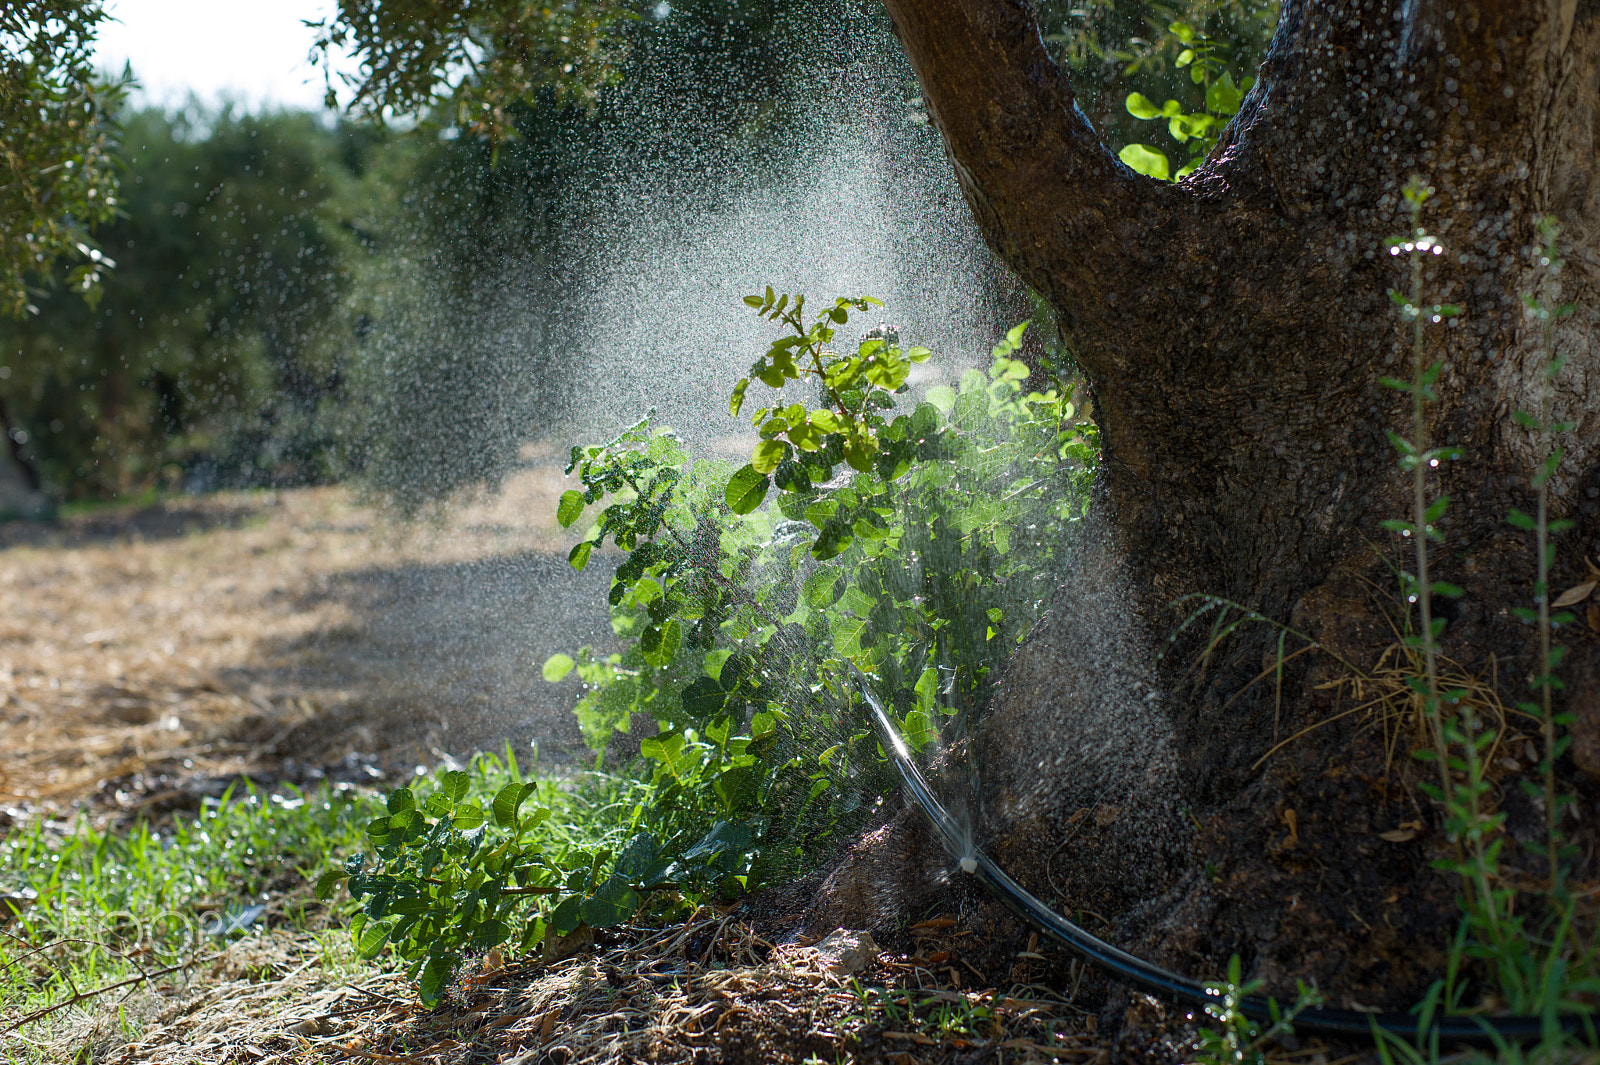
[{"left": 1252, "top": 642, "right": 1524, "bottom": 779}]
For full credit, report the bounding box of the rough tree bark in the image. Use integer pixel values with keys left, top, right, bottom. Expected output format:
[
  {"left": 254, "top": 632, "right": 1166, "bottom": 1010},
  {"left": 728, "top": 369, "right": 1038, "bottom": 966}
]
[{"left": 813, "top": 0, "right": 1600, "bottom": 1012}]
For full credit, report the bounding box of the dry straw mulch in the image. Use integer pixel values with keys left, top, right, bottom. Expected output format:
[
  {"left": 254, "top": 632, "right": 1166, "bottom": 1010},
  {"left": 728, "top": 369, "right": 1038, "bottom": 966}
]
[{"left": 16, "top": 913, "right": 1107, "bottom": 1065}]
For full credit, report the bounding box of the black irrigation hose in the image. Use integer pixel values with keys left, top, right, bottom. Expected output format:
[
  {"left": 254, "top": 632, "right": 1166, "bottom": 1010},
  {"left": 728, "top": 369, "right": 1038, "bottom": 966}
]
[{"left": 851, "top": 674, "right": 1585, "bottom": 1048}]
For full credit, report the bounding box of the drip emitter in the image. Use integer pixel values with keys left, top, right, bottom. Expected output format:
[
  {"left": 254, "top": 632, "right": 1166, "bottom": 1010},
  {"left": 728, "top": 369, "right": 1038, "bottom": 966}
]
[{"left": 850, "top": 669, "right": 1584, "bottom": 1048}]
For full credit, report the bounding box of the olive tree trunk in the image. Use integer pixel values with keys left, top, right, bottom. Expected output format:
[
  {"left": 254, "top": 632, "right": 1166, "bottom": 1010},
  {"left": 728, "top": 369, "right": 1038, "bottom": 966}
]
[{"left": 814, "top": 0, "right": 1600, "bottom": 1010}]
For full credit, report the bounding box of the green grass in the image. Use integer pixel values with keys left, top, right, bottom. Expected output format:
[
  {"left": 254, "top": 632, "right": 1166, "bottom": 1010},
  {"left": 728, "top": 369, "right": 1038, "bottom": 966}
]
[
  {"left": 0, "top": 748, "right": 668, "bottom": 1056},
  {"left": 0, "top": 779, "right": 382, "bottom": 1043}
]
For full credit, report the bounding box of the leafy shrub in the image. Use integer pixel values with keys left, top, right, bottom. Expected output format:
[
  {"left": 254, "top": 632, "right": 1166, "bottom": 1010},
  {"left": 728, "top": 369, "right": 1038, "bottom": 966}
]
[{"left": 332, "top": 291, "right": 1098, "bottom": 1001}]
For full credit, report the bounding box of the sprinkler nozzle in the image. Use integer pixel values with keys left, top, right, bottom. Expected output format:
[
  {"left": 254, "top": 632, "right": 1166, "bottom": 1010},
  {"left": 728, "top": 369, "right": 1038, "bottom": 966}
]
[{"left": 959, "top": 856, "right": 978, "bottom": 874}]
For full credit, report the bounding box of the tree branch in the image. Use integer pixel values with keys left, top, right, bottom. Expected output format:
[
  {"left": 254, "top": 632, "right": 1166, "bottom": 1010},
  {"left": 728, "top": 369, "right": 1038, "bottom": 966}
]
[{"left": 879, "top": 0, "right": 1158, "bottom": 325}]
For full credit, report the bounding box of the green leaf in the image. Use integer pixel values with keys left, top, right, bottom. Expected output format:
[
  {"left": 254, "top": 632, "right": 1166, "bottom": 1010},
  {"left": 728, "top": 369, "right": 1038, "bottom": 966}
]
[
  {"left": 702, "top": 649, "right": 734, "bottom": 681},
  {"left": 1206, "top": 71, "right": 1243, "bottom": 116},
  {"left": 743, "top": 294, "right": 765, "bottom": 308},
  {"left": 355, "top": 920, "right": 392, "bottom": 960},
  {"left": 842, "top": 435, "right": 875, "bottom": 473},
  {"left": 752, "top": 438, "right": 791, "bottom": 474},
  {"left": 642, "top": 733, "right": 688, "bottom": 779},
  {"left": 453, "top": 803, "right": 486, "bottom": 831},
  {"left": 548, "top": 893, "right": 583, "bottom": 937},
  {"left": 441, "top": 770, "right": 470, "bottom": 804},
  {"left": 804, "top": 566, "right": 844, "bottom": 608},
  {"left": 682, "top": 820, "right": 754, "bottom": 862},
  {"left": 492, "top": 782, "right": 537, "bottom": 828},
  {"left": 774, "top": 458, "right": 814, "bottom": 494},
  {"left": 568, "top": 541, "right": 593, "bottom": 572},
  {"left": 616, "top": 833, "right": 664, "bottom": 883},
  {"left": 902, "top": 710, "right": 935, "bottom": 752},
  {"left": 643, "top": 619, "right": 682, "bottom": 665},
  {"left": 387, "top": 788, "right": 416, "bottom": 815},
  {"left": 314, "top": 870, "right": 346, "bottom": 901},
  {"left": 542, "top": 653, "right": 576, "bottom": 682},
  {"left": 725, "top": 465, "right": 770, "bottom": 514},
  {"left": 714, "top": 764, "right": 759, "bottom": 813},
  {"left": 1118, "top": 143, "right": 1170, "bottom": 181},
  {"left": 557, "top": 490, "right": 585, "bottom": 528},
  {"left": 1507, "top": 508, "right": 1536, "bottom": 530},
  {"left": 683, "top": 675, "right": 727, "bottom": 718},
  {"left": 1125, "top": 92, "right": 1165, "bottom": 120},
  {"left": 840, "top": 586, "right": 875, "bottom": 618},
  {"left": 832, "top": 613, "right": 870, "bottom": 657},
  {"left": 952, "top": 390, "right": 987, "bottom": 431},
  {"left": 786, "top": 419, "right": 823, "bottom": 453}
]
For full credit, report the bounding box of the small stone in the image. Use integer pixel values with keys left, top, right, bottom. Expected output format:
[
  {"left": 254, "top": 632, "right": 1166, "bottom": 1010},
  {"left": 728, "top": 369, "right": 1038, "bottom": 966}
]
[{"left": 814, "top": 929, "right": 878, "bottom": 975}]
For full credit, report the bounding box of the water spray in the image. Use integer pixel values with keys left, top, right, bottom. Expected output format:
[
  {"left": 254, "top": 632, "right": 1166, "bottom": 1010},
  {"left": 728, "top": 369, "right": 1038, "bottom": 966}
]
[{"left": 849, "top": 668, "right": 1580, "bottom": 1047}]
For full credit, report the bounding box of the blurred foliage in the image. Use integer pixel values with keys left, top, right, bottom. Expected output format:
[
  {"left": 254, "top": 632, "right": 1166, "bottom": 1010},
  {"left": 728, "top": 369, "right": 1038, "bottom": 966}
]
[
  {"left": 0, "top": 0, "right": 125, "bottom": 318},
  {"left": 0, "top": 108, "right": 382, "bottom": 498},
  {"left": 309, "top": 0, "right": 634, "bottom": 142}
]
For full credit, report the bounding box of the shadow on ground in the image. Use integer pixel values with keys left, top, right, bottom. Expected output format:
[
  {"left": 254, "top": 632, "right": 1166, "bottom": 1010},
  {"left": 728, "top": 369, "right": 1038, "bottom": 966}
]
[
  {"left": 0, "top": 500, "right": 266, "bottom": 550},
  {"left": 230, "top": 550, "right": 619, "bottom": 772}
]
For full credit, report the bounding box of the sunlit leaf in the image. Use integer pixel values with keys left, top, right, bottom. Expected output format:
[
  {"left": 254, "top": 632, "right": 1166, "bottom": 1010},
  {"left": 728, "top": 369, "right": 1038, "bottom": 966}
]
[
  {"left": 557, "top": 490, "right": 585, "bottom": 528},
  {"left": 751, "top": 438, "right": 790, "bottom": 474},
  {"left": 725, "top": 465, "right": 771, "bottom": 514},
  {"left": 1125, "top": 92, "right": 1164, "bottom": 120},
  {"left": 1117, "top": 143, "right": 1170, "bottom": 181},
  {"left": 542, "top": 653, "right": 576, "bottom": 683}
]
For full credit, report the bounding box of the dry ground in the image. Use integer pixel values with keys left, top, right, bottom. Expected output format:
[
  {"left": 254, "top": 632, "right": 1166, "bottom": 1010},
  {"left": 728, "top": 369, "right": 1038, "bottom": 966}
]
[{"left": 0, "top": 447, "right": 616, "bottom": 816}]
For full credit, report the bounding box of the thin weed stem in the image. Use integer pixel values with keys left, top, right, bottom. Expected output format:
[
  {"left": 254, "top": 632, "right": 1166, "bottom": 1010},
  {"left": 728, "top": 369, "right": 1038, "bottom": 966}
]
[{"left": 1403, "top": 192, "right": 1452, "bottom": 817}]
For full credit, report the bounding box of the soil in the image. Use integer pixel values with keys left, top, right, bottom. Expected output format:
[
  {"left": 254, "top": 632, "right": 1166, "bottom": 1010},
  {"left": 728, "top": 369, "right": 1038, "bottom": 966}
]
[{"left": 0, "top": 447, "right": 616, "bottom": 818}]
